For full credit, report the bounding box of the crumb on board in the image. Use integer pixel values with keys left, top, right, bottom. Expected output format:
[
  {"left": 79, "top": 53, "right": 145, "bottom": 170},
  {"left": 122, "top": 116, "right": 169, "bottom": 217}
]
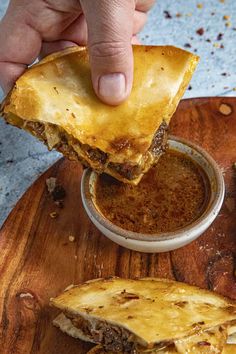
[
  {"left": 223, "top": 15, "right": 230, "bottom": 21},
  {"left": 46, "top": 177, "right": 66, "bottom": 207},
  {"left": 219, "top": 103, "right": 232, "bottom": 115},
  {"left": 46, "top": 177, "right": 57, "bottom": 194},
  {"left": 52, "top": 185, "right": 66, "bottom": 202},
  {"left": 50, "top": 211, "right": 58, "bottom": 219},
  {"left": 69, "top": 235, "right": 75, "bottom": 242}
]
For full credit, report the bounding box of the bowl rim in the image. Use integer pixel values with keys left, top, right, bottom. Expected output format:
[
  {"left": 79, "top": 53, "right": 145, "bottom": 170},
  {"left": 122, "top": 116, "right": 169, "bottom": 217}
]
[{"left": 81, "top": 136, "right": 225, "bottom": 242}]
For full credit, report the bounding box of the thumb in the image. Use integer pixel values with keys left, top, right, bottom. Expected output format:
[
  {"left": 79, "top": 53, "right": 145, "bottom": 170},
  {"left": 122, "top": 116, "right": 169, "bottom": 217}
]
[{"left": 80, "top": 0, "right": 135, "bottom": 105}]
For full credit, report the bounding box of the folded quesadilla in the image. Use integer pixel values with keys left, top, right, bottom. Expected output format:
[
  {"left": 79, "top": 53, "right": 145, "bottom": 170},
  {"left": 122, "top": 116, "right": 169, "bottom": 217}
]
[
  {"left": 86, "top": 343, "right": 236, "bottom": 354},
  {"left": 1, "top": 45, "right": 198, "bottom": 184},
  {"left": 50, "top": 277, "right": 236, "bottom": 353}
]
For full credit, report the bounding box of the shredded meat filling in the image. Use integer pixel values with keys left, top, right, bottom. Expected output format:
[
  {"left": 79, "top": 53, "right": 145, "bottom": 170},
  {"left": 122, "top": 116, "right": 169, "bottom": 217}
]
[
  {"left": 108, "top": 122, "right": 168, "bottom": 180},
  {"left": 5, "top": 116, "right": 168, "bottom": 181},
  {"left": 64, "top": 312, "right": 135, "bottom": 353},
  {"left": 64, "top": 312, "right": 174, "bottom": 353}
]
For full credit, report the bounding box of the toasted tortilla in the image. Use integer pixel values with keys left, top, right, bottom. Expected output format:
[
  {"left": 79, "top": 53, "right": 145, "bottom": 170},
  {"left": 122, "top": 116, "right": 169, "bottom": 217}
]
[
  {"left": 54, "top": 315, "right": 236, "bottom": 354},
  {"left": 1, "top": 45, "right": 199, "bottom": 184},
  {"left": 53, "top": 312, "right": 96, "bottom": 343},
  {"left": 51, "top": 277, "right": 236, "bottom": 353},
  {"left": 86, "top": 344, "right": 236, "bottom": 354}
]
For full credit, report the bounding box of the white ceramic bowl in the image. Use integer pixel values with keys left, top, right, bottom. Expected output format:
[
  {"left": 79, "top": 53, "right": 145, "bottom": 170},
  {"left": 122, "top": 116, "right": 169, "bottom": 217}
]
[{"left": 81, "top": 136, "right": 225, "bottom": 253}]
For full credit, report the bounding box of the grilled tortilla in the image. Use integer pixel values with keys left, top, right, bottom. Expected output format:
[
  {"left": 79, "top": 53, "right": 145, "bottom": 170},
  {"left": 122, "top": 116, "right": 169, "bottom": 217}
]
[
  {"left": 86, "top": 344, "right": 236, "bottom": 354},
  {"left": 50, "top": 277, "right": 236, "bottom": 353},
  {"left": 1, "top": 45, "right": 198, "bottom": 184}
]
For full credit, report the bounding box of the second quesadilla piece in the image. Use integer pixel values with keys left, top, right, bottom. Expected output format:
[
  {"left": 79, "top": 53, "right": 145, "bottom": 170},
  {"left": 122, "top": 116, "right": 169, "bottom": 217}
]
[{"left": 50, "top": 277, "right": 236, "bottom": 353}]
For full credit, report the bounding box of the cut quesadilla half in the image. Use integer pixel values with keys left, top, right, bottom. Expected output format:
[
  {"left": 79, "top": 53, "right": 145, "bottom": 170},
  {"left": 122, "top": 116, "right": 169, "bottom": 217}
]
[
  {"left": 1, "top": 45, "right": 199, "bottom": 184},
  {"left": 86, "top": 343, "right": 236, "bottom": 354},
  {"left": 50, "top": 277, "right": 236, "bottom": 353}
]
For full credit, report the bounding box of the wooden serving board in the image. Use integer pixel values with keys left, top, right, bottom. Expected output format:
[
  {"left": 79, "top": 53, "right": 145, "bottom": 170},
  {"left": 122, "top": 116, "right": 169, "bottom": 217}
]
[{"left": 0, "top": 97, "right": 236, "bottom": 354}]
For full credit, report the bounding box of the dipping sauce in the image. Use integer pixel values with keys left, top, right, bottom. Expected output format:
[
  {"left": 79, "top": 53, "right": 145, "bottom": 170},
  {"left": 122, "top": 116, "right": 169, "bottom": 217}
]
[{"left": 95, "top": 150, "right": 210, "bottom": 234}]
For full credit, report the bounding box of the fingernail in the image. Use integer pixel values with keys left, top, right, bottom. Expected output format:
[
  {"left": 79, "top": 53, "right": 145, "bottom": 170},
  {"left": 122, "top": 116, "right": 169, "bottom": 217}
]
[{"left": 98, "top": 73, "right": 126, "bottom": 105}]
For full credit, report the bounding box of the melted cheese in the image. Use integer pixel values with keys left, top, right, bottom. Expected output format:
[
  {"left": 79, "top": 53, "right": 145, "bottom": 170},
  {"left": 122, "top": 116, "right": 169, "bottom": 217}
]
[{"left": 174, "top": 325, "right": 227, "bottom": 353}]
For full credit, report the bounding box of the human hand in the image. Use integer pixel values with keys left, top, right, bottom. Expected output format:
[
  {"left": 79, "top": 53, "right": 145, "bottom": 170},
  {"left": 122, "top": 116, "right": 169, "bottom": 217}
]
[{"left": 0, "top": 0, "right": 155, "bottom": 105}]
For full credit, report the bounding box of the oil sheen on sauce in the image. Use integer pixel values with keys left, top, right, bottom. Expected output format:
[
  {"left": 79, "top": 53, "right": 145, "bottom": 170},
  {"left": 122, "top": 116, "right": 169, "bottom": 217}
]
[{"left": 95, "top": 149, "right": 210, "bottom": 234}]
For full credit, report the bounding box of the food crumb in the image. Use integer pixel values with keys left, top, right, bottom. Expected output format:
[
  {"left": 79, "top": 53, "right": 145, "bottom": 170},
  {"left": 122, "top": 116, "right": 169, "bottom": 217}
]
[
  {"left": 219, "top": 103, "right": 232, "bottom": 115},
  {"left": 52, "top": 185, "right": 66, "bottom": 202},
  {"left": 164, "top": 10, "right": 172, "bottom": 19},
  {"left": 176, "top": 12, "right": 182, "bottom": 18},
  {"left": 196, "top": 28, "right": 204, "bottom": 36},
  {"left": 217, "top": 33, "right": 223, "bottom": 40},
  {"left": 197, "top": 3, "right": 203, "bottom": 9},
  {"left": 233, "top": 162, "right": 236, "bottom": 170},
  {"left": 69, "top": 235, "right": 75, "bottom": 242},
  {"left": 46, "top": 177, "right": 66, "bottom": 206},
  {"left": 50, "top": 211, "right": 58, "bottom": 219},
  {"left": 46, "top": 177, "right": 57, "bottom": 194},
  {"left": 225, "top": 22, "right": 231, "bottom": 27},
  {"left": 223, "top": 15, "right": 230, "bottom": 20}
]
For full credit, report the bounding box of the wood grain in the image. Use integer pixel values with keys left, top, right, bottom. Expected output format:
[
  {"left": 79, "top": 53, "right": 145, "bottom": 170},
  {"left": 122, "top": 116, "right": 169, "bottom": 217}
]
[{"left": 0, "top": 97, "right": 236, "bottom": 354}]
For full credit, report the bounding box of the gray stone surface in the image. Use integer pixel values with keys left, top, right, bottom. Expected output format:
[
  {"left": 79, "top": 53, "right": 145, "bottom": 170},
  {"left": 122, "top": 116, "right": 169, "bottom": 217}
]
[{"left": 0, "top": 0, "right": 236, "bottom": 225}]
